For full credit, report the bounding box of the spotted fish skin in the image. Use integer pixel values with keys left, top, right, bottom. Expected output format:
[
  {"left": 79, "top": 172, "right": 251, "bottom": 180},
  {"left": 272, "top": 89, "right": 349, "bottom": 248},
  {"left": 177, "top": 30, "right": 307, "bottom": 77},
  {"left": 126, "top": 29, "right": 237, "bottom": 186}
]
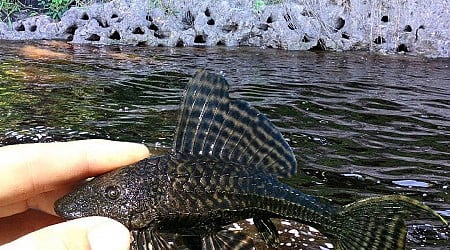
[{"left": 55, "top": 70, "right": 447, "bottom": 250}]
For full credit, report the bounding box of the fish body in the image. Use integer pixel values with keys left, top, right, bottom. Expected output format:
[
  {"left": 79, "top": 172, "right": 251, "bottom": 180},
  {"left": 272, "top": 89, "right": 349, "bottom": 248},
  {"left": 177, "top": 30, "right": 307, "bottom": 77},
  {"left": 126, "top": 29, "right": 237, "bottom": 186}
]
[{"left": 55, "top": 70, "right": 447, "bottom": 249}]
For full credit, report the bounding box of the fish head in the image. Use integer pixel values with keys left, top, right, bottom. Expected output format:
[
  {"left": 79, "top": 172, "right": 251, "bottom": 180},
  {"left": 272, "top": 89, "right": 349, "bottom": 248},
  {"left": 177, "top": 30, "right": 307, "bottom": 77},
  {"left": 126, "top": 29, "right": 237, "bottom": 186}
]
[{"left": 54, "top": 164, "right": 161, "bottom": 229}]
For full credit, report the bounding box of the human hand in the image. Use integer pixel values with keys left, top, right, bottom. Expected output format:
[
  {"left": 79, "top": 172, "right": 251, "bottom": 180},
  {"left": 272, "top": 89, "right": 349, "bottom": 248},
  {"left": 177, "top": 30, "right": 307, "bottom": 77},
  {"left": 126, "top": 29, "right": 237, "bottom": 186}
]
[{"left": 0, "top": 139, "right": 150, "bottom": 250}]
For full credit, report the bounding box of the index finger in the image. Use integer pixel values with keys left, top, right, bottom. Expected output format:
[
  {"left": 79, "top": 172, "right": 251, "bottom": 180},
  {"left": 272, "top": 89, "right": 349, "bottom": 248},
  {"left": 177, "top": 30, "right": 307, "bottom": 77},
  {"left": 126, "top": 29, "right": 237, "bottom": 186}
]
[{"left": 0, "top": 139, "right": 150, "bottom": 205}]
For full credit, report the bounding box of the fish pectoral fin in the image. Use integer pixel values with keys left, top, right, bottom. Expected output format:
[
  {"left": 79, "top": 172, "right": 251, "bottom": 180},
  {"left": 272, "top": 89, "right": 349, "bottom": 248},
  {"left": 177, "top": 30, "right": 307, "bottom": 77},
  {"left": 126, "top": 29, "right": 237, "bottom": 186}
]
[
  {"left": 173, "top": 234, "right": 203, "bottom": 249},
  {"left": 131, "top": 229, "right": 171, "bottom": 250},
  {"left": 202, "top": 230, "right": 254, "bottom": 250},
  {"left": 253, "top": 217, "right": 279, "bottom": 248}
]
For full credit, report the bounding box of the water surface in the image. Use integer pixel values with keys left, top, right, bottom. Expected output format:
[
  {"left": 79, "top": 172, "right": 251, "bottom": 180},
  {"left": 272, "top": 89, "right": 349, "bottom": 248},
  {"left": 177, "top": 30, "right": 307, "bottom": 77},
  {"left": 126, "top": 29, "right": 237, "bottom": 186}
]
[{"left": 0, "top": 41, "right": 449, "bottom": 249}]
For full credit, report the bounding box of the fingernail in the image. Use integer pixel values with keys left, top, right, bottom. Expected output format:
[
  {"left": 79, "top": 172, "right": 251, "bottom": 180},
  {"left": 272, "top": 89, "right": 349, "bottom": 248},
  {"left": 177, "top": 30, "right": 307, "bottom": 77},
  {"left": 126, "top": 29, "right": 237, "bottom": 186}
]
[{"left": 88, "top": 219, "right": 130, "bottom": 250}]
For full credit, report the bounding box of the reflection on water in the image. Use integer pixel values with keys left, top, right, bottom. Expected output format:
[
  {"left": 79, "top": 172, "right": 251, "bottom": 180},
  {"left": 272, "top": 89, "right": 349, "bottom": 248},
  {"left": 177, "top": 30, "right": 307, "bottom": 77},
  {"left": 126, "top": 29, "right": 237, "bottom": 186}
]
[{"left": 0, "top": 41, "right": 449, "bottom": 249}]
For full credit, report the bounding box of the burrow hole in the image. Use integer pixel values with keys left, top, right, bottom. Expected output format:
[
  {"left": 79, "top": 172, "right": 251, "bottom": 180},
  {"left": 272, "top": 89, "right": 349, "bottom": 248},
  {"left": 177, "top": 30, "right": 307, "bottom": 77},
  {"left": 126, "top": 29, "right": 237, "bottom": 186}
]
[
  {"left": 194, "top": 34, "right": 206, "bottom": 43},
  {"left": 86, "top": 34, "right": 100, "bottom": 41},
  {"left": 81, "top": 13, "right": 89, "bottom": 20},
  {"left": 334, "top": 17, "right": 345, "bottom": 31},
  {"left": 132, "top": 27, "right": 145, "bottom": 35},
  {"left": 397, "top": 44, "right": 408, "bottom": 52},
  {"left": 109, "top": 30, "right": 121, "bottom": 40},
  {"left": 216, "top": 40, "right": 225, "bottom": 46},
  {"left": 404, "top": 25, "right": 412, "bottom": 32},
  {"left": 176, "top": 39, "right": 184, "bottom": 47},
  {"left": 65, "top": 24, "right": 77, "bottom": 35},
  {"left": 373, "top": 36, "right": 385, "bottom": 44},
  {"left": 149, "top": 23, "right": 159, "bottom": 31},
  {"left": 15, "top": 23, "right": 25, "bottom": 31}
]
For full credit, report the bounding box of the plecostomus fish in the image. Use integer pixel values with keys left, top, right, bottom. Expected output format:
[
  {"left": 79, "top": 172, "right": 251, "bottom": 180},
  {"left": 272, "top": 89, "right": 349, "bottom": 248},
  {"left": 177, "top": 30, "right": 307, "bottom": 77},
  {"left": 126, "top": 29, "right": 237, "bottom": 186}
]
[{"left": 55, "top": 70, "right": 447, "bottom": 250}]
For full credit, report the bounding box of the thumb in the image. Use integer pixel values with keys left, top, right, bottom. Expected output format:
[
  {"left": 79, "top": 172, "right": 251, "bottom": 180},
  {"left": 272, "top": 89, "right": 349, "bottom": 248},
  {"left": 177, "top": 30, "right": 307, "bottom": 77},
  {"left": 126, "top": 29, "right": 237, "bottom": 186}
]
[{"left": 1, "top": 216, "right": 130, "bottom": 250}]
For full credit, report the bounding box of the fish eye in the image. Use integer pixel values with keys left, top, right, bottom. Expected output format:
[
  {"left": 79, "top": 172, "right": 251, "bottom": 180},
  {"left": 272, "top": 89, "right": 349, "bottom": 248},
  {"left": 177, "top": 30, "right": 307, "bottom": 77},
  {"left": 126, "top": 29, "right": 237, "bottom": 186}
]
[{"left": 105, "top": 186, "right": 121, "bottom": 200}]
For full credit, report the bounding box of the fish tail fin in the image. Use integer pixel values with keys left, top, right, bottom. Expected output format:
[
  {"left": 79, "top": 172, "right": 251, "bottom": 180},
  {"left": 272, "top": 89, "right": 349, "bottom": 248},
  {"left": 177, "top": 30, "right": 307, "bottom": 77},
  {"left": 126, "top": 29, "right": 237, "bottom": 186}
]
[{"left": 330, "top": 195, "right": 447, "bottom": 250}]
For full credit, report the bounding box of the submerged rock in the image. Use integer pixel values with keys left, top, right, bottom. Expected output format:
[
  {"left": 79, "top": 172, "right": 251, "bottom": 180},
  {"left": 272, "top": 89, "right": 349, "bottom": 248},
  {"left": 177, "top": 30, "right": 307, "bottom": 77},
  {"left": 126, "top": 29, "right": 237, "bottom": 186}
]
[{"left": 0, "top": 0, "right": 449, "bottom": 57}]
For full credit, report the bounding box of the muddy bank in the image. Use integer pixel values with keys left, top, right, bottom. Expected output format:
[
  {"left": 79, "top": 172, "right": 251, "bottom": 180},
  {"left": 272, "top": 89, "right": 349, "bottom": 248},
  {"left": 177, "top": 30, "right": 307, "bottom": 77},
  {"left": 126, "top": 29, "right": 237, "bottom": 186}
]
[{"left": 1, "top": 0, "right": 449, "bottom": 57}]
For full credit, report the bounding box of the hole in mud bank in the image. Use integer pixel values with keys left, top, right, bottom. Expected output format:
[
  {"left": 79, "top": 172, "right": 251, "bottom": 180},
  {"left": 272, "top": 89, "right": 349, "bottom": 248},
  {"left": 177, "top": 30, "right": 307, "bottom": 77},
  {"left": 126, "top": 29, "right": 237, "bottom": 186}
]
[
  {"left": 183, "top": 10, "right": 195, "bottom": 27},
  {"left": 86, "top": 34, "right": 100, "bottom": 41},
  {"left": 404, "top": 25, "right": 412, "bottom": 32},
  {"left": 301, "top": 10, "right": 314, "bottom": 17},
  {"left": 109, "top": 31, "right": 121, "bottom": 40},
  {"left": 309, "top": 38, "right": 327, "bottom": 51},
  {"left": 153, "top": 31, "right": 168, "bottom": 39},
  {"left": 29, "top": 25, "right": 37, "bottom": 32},
  {"left": 334, "top": 17, "right": 345, "bottom": 31},
  {"left": 132, "top": 27, "right": 145, "bottom": 35},
  {"left": 137, "top": 41, "right": 147, "bottom": 46},
  {"left": 65, "top": 24, "right": 77, "bottom": 35},
  {"left": 67, "top": 35, "right": 73, "bottom": 41},
  {"left": 81, "top": 13, "right": 89, "bottom": 20},
  {"left": 302, "top": 35, "right": 311, "bottom": 43},
  {"left": 194, "top": 34, "right": 206, "bottom": 43},
  {"left": 342, "top": 32, "right": 350, "bottom": 39},
  {"left": 111, "top": 13, "right": 118, "bottom": 19},
  {"left": 146, "top": 15, "right": 152, "bottom": 22},
  {"left": 15, "top": 23, "right": 25, "bottom": 31},
  {"left": 258, "top": 23, "right": 269, "bottom": 31},
  {"left": 287, "top": 22, "right": 296, "bottom": 30},
  {"left": 266, "top": 15, "right": 273, "bottom": 23},
  {"left": 397, "top": 44, "right": 409, "bottom": 52},
  {"left": 176, "top": 39, "right": 184, "bottom": 47},
  {"left": 381, "top": 15, "right": 389, "bottom": 22},
  {"left": 207, "top": 19, "right": 215, "bottom": 25},
  {"left": 149, "top": 23, "right": 159, "bottom": 31},
  {"left": 157, "top": 43, "right": 165, "bottom": 47},
  {"left": 216, "top": 40, "right": 225, "bottom": 46},
  {"left": 205, "top": 8, "right": 211, "bottom": 17},
  {"left": 373, "top": 36, "right": 385, "bottom": 44},
  {"left": 97, "top": 19, "right": 109, "bottom": 28},
  {"left": 222, "top": 22, "right": 238, "bottom": 33},
  {"left": 283, "top": 13, "right": 296, "bottom": 30}
]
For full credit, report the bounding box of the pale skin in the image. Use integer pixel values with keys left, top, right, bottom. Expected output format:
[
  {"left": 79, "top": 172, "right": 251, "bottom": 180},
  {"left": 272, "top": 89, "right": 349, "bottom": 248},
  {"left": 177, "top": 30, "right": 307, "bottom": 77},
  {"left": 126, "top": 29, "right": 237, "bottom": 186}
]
[{"left": 0, "top": 140, "right": 150, "bottom": 250}]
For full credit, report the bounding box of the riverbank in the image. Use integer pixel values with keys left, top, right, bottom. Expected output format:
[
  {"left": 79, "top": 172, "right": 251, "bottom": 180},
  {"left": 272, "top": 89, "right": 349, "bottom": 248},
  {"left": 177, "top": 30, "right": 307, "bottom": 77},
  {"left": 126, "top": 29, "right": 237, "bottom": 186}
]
[{"left": 1, "top": 0, "right": 449, "bottom": 57}]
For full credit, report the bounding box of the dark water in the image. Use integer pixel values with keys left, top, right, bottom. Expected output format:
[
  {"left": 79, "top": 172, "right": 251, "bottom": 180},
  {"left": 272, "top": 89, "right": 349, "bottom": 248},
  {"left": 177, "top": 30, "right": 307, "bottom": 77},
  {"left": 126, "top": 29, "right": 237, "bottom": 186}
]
[{"left": 0, "top": 41, "right": 449, "bottom": 249}]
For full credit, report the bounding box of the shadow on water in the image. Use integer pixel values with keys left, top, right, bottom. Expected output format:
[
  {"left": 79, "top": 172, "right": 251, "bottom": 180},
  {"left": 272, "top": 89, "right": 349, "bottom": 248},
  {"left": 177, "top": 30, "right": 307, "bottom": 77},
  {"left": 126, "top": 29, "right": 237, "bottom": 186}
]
[{"left": 0, "top": 41, "right": 449, "bottom": 249}]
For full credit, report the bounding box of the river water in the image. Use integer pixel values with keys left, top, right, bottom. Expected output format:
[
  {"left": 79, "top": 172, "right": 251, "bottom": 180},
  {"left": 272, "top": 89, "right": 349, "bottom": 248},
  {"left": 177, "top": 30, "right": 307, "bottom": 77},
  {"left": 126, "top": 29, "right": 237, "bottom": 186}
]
[{"left": 0, "top": 41, "right": 449, "bottom": 249}]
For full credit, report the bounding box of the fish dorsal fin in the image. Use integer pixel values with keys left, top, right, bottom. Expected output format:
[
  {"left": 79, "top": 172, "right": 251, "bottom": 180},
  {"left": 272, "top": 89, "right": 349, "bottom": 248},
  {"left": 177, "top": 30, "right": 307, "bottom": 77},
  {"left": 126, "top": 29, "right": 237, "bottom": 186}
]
[{"left": 173, "top": 70, "right": 297, "bottom": 178}]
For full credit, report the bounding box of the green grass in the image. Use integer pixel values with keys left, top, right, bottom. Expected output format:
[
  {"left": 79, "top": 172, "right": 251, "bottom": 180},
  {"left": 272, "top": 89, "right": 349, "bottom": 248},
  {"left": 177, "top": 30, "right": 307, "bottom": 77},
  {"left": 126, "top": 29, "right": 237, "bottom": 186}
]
[
  {"left": 0, "top": 0, "right": 104, "bottom": 23},
  {"left": 0, "top": 0, "right": 21, "bottom": 25},
  {"left": 38, "top": 0, "right": 73, "bottom": 20}
]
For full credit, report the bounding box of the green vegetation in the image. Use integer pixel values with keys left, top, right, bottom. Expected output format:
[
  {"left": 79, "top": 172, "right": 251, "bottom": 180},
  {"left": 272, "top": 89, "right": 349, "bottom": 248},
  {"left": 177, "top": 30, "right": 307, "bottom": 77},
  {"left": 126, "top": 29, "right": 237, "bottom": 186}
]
[
  {"left": 253, "top": 0, "right": 284, "bottom": 14},
  {"left": 39, "top": 0, "right": 105, "bottom": 20},
  {"left": 147, "top": 0, "right": 179, "bottom": 16},
  {"left": 38, "top": 0, "right": 73, "bottom": 20},
  {"left": 0, "top": 0, "right": 21, "bottom": 25},
  {"left": 0, "top": 0, "right": 103, "bottom": 23}
]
